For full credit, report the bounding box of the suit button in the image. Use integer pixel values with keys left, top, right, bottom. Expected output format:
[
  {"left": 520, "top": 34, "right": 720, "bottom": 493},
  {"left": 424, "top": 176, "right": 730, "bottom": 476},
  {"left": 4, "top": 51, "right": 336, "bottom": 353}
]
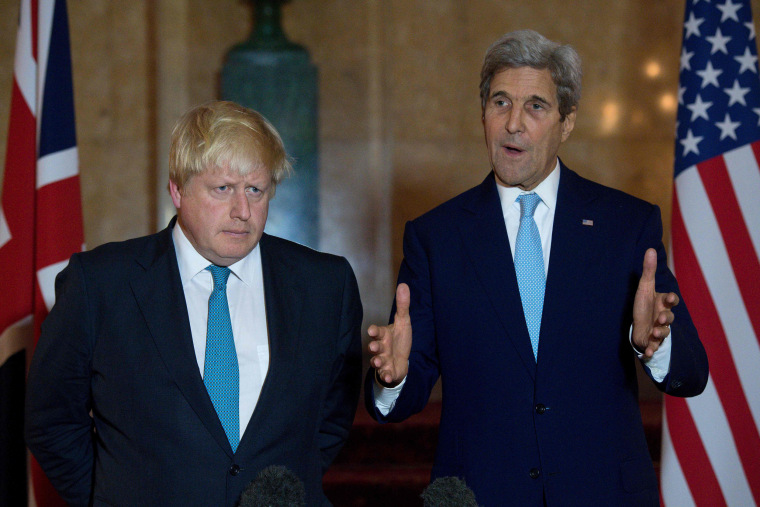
[
  {"left": 535, "top": 404, "right": 546, "bottom": 414},
  {"left": 529, "top": 468, "right": 540, "bottom": 479},
  {"left": 229, "top": 464, "right": 240, "bottom": 476}
]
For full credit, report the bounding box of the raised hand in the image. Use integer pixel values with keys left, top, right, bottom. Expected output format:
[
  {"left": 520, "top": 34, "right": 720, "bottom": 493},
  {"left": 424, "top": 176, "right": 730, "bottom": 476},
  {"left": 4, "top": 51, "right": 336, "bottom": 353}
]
[
  {"left": 632, "top": 248, "right": 679, "bottom": 358},
  {"left": 367, "top": 283, "right": 412, "bottom": 386}
]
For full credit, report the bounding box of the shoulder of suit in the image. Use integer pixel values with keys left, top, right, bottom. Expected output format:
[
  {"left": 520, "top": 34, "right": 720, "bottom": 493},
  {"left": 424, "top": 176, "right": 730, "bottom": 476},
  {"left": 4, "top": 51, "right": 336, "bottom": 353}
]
[
  {"left": 408, "top": 174, "right": 493, "bottom": 226},
  {"left": 73, "top": 227, "right": 170, "bottom": 269}
]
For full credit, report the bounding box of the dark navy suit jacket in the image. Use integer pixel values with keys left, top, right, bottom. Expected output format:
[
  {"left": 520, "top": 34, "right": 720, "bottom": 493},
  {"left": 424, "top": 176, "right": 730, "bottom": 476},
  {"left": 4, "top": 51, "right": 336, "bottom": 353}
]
[
  {"left": 26, "top": 220, "right": 363, "bottom": 506},
  {"left": 366, "top": 164, "right": 708, "bottom": 506}
]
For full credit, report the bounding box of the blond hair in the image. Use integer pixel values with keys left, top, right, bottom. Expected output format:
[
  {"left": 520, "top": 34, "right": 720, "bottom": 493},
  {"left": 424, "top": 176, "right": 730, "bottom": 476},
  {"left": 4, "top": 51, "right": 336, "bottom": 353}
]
[{"left": 169, "top": 100, "right": 292, "bottom": 193}]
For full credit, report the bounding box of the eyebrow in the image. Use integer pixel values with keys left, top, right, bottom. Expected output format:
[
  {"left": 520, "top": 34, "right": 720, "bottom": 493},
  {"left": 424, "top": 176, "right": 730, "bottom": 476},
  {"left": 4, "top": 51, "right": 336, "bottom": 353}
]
[{"left": 489, "top": 90, "right": 553, "bottom": 106}]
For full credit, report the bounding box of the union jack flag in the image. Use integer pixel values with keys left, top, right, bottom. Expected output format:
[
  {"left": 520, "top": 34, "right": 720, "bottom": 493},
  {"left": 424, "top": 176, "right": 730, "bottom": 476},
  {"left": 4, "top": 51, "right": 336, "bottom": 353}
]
[{"left": 0, "top": 1, "right": 83, "bottom": 505}]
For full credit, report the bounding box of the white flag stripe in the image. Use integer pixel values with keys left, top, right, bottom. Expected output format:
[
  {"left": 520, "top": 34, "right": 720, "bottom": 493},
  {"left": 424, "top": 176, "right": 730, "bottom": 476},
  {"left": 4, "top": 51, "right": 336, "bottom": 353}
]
[
  {"left": 0, "top": 209, "right": 10, "bottom": 249},
  {"left": 676, "top": 166, "right": 760, "bottom": 429},
  {"left": 36, "top": 258, "right": 68, "bottom": 312},
  {"left": 724, "top": 145, "right": 760, "bottom": 256},
  {"left": 688, "top": 377, "right": 755, "bottom": 506},
  {"left": 36, "top": 146, "right": 78, "bottom": 189},
  {"left": 35, "top": 2, "right": 54, "bottom": 134},
  {"left": 660, "top": 412, "right": 697, "bottom": 507},
  {"left": 14, "top": 0, "right": 35, "bottom": 114}
]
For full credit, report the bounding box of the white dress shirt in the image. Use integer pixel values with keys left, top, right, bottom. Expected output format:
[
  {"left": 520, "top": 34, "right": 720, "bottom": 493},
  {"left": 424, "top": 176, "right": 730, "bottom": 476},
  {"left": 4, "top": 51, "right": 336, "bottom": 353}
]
[
  {"left": 173, "top": 224, "right": 270, "bottom": 439},
  {"left": 375, "top": 160, "right": 672, "bottom": 414}
]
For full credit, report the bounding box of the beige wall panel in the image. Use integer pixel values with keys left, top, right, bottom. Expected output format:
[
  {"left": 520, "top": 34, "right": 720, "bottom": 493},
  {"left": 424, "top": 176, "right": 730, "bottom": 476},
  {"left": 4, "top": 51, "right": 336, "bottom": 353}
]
[{"left": 69, "top": 2, "right": 152, "bottom": 246}]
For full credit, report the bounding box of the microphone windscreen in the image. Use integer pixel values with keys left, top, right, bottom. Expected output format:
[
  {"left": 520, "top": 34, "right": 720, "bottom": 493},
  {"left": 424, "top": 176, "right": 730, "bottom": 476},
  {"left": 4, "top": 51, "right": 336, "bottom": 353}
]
[
  {"left": 239, "top": 465, "right": 306, "bottom": 507},
  {"left": 421, "top": 476, "right": 479, "bottom": 507}
]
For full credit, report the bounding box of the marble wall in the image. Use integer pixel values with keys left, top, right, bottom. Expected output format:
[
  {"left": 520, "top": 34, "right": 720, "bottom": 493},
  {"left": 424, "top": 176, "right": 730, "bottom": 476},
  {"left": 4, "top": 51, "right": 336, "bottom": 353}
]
[{"left": 2, "top": 0, "right": 758, "bottom": 398}]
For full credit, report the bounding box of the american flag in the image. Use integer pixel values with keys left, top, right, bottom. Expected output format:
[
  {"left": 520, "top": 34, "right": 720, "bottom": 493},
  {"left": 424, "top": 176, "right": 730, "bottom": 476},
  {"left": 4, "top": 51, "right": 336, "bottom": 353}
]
[
  {"left": 0, "top": 1, "right": 83, "bottom": 505},
  {"left": 661, "top": 0, "right": 760, "bottom": 505}
]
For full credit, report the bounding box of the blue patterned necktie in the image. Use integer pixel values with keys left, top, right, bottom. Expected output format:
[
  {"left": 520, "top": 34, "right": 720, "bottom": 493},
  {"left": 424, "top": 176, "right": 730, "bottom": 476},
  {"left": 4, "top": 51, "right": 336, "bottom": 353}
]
[
  {"left": 204, "top": 265, "right": 239, "bottom": 452},
  {"left": 514, "top": 193, "right": 545, "bottom": 361}
]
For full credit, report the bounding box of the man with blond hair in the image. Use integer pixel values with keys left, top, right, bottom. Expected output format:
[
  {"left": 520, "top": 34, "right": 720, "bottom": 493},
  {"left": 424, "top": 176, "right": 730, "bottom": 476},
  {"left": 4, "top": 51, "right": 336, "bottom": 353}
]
[{"left": 26, "top": 101, "right": 362, "bottom": 506}]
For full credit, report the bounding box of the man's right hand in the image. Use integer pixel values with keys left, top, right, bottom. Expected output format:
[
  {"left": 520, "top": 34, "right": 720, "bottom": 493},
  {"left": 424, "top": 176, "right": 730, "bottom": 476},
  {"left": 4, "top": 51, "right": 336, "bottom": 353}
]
[{"left": 368, "top": 283, "right": 412, "bottom": 387}]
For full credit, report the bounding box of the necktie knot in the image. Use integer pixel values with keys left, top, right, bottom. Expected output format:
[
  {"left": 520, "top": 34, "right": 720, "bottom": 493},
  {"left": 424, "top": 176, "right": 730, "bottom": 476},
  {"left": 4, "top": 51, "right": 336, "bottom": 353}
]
[
  {"left": 518, "top": 193, "right": 541, "bottom": 218},
  {"left": 206, "top": 265, "right": 231, "bottom": 290}
]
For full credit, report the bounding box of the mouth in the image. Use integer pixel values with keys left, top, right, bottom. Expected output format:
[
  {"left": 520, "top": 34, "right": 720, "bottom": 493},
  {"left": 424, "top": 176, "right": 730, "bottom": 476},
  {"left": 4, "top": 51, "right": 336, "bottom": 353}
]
[
  {"left": 223, "top": 230, "right": 250, "bottom": 237},
  {"left": 502, "top": 143, "right": 526, "bottom": 155}
]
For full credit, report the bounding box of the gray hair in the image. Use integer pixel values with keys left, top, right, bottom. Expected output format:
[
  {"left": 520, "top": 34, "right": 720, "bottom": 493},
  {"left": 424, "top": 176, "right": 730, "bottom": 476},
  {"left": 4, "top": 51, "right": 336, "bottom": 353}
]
[{"left": 479, "top": 30, "right": 582, "bottom": 121}]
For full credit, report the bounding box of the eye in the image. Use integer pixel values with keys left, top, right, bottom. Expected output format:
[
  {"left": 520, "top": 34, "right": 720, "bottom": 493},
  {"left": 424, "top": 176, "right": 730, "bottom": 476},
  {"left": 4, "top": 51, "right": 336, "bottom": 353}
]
[
  {"left": 246, "top": 186, "right": 262, "bottom": 195},
  {"left": 216, "top": 185, "right": 229, "bottom": 192},
  {"left": 530, "top": 102, "right": 544, "bottom": 110}
]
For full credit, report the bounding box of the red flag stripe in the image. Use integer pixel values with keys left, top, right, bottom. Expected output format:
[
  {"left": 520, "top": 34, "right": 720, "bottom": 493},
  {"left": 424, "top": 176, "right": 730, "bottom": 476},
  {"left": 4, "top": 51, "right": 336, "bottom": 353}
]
[
  {"left": 0, "top": 84, "right": 36, "bottom": 333},
  {"left": 35, "top": 176, "right": 83, "bottom": 268},
  {"left": 672, "top": 177, "right": 760, "bottom": 504}
]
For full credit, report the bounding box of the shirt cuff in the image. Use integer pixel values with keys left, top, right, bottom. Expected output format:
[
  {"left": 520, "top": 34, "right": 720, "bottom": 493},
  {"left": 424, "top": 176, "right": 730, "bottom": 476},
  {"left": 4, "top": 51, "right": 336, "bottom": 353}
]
[
  {"left": 630, "top": 325, "right": 672, "bottom": 382},
  {"left": 373, "top": 372, "right": 406, "bottom": 416}
]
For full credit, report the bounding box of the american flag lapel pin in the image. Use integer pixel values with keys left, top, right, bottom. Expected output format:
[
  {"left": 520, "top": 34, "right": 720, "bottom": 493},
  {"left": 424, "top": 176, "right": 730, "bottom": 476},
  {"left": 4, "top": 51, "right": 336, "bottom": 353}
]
[{"left": 582, "top": 219, "right": 594, "bottom": 226}]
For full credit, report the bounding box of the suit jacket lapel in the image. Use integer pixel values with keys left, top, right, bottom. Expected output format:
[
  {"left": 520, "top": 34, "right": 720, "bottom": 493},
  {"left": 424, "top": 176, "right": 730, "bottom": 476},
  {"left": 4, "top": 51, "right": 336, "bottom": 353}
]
[
  {"left": 130, "top": 219, "right": 234, "bottom": 456},
  {"left": 538, "top": 163, "right": 603, "bottom": 366},
  {"left": 238, "top": 234, "right": 303, "bottom": 450},
  {"left": 457, "top": 174, "right": 537, "bottom": 380}
]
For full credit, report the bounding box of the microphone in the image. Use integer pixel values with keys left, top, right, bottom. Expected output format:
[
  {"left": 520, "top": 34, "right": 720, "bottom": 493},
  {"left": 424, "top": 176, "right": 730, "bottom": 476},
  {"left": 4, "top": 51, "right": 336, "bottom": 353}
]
[
  {"left": 421, "top": 476, "right": 479, "bottom": 507},
  {"left": 238, "top": 465, "right": 306, "bottom": 507}
]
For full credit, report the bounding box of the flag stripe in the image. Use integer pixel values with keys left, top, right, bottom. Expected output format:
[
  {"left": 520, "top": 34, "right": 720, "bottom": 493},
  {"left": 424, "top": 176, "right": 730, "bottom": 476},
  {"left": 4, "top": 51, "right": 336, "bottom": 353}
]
[
  {"left": 738, "top": 142, "right": 760, "bottom": 249},
  {"left": 37, "top": 147, "right": 78, "bottom": 188},
  {"left": 14, "top": 0, "right": 35, "bottom": 114}
]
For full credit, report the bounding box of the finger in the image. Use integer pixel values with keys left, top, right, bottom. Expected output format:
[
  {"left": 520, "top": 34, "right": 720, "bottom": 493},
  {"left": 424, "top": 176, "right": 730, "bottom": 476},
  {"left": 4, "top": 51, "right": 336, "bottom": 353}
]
[
  {"left": 663, "top": 292, "right": 680, "bottom": 309},
  {"left": 368, "top": 339, "right": 383, "bottom": 354},
  {"left": 395, "top": 283, "right": 411, "bottom": 320},
  {"left": 367, "top": 323, "right": 390, "bottom": 340},
  {"left": 372, "top": 351, "right": 389, "bottom": 368},
  {"left": 639, "top": 248, "right": 657, "bottom": 287}
]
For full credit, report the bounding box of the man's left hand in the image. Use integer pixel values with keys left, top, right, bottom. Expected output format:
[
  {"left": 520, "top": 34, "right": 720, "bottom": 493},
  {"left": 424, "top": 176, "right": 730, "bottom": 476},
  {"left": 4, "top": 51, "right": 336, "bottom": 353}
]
[{"left": 632, "top": 248, "right": 679, "bottom": 358}]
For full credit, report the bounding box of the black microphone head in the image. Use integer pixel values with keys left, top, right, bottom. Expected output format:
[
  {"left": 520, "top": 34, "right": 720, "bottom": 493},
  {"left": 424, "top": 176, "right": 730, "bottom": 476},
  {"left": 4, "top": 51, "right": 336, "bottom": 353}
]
[
  {"left": 239, "top": 465, "right": 306, "bottom": 507},
  {"left": 421, "top": 476, "right": 479, "bottom": 507}
]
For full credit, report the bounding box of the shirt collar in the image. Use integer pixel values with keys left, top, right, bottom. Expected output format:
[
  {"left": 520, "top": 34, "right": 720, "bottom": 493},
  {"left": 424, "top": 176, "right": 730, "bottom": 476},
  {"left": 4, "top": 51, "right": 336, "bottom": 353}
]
[
  {"left": 171, "top": 221, "right": 259, "bottom": 287},
  {"left": 495, "top": 158, "right": 561, "bottom": 211}
]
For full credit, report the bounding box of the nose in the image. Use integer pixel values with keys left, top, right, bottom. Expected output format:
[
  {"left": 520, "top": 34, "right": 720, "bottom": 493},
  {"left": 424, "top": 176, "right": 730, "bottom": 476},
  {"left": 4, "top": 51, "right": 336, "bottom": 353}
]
[
  {"left": 505, "top": 108, "right": 524, "bottom": 134},
  {"left": 230, "top": 190, "right": 251, "bottom": 221}
]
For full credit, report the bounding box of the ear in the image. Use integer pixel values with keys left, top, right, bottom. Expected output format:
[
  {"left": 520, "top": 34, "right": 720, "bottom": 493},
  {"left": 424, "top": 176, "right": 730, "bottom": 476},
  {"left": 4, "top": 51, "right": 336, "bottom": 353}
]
[
  {"left": 168, "top": 179, "right": 182, "bottom": 209},
  {"left": 560, "top": 107, "right": 577, "bottom": 142}
]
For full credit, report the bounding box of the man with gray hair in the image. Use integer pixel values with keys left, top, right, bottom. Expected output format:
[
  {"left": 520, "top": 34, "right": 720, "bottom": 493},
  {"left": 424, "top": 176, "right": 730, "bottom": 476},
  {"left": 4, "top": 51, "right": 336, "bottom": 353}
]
[
  {"left": 366, "top": 30, "right": 708, "bottom": 505},
  {"left": 26, "top": 101, "right": 362, "bottom": 506}
]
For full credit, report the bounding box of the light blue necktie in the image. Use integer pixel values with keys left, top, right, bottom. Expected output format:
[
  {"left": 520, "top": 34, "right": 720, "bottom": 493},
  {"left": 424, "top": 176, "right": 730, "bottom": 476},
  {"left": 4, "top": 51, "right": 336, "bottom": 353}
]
[
  {"left": 514, "top": 193, "right": 545, "bottom": 361},
  {"left": 204, "top": 265, "right": 240, "bottom": 452}
]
